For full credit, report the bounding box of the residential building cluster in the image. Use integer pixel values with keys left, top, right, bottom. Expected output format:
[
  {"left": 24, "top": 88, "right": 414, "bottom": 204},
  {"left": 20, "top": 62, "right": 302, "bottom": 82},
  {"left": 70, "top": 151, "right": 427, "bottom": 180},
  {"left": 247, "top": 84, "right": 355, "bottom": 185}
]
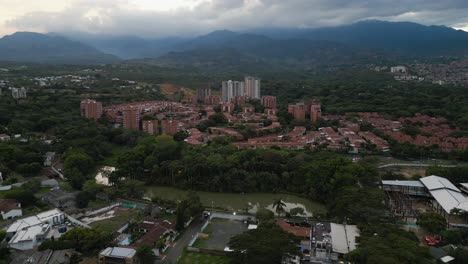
[
  {"left": 221, "top": 76, "right": 261, "bottom": 102},
  {"left": 373, "top": 60, "right": 468, "bottom": 85},
  {"left": 79, "top": 87, "right": 466, "bottom": 154},
  {"left": 356, "top": 112, "right": 468, "bottom": 152},
  {"left": 103, "top": 100, "right": 196, "bottom": 135},
  {"left": 288, "top": 99, "right": 322, "bottom": 123},
  {"left": 11, "top": 87, "right": 27, "bottom": 99}
]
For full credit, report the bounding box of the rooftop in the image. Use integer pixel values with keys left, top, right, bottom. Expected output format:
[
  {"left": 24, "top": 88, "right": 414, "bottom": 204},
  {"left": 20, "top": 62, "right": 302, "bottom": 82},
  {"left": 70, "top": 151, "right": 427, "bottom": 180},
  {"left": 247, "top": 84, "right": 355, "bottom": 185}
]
[
  {"left": 100, "top": 247, "right": 136, "bottom": 258},
  {"left": 421, "top": 175, "right": 460, "bottom": 192},
  {"left": 330, "top": 223, "right": 359, "bottom": 254},
  {"left": 381, "top": 180, "right": 424, "bottom": 188},
  {"left": 276, "top": 220, "right": 310, "bottom": 238},
  {"left": 0, "top": 199, "right": 20, "bottom": 213}
]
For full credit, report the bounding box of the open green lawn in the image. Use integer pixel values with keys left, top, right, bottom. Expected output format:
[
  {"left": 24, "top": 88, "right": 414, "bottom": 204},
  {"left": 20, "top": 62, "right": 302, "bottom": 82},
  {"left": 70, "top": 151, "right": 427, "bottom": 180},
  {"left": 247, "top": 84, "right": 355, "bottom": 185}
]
[
  {"left": 178, "top": 251, "right": 230, "bottom": 264},
  {"left": 90, "top": 209, "right": 136, "bottom": 233},
  {"left": 88, "top": 199, "right": 112, "bottom": 208},
  {"left": 146, "top": 186, "right": 326, "bottom": 215}
]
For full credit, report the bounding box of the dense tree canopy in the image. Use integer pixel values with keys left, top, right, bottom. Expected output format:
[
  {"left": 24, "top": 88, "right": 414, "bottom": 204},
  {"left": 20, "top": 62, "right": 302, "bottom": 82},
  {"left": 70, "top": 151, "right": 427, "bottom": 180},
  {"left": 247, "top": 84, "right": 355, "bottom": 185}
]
[
  {"left": 228, "top": 222, "right": 299, "bottom": 264},
  {"left": 345, "top": 225, "right": 432, "bottom": 264}
]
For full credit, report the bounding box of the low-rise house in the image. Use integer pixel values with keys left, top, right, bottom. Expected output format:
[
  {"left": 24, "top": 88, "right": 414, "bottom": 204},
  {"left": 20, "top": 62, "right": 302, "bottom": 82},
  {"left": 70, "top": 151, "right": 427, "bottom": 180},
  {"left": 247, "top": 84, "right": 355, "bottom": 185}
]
[
  {"left": 133, "top": 219, "right": 177, "bottom": 256},
  {"left": 0, "top": 199, "right": 22, "bottom": 220},
  {"left": 99, "top": 247, "right": 136, "bottom": 264},
  {"left": 0, "top": 134, "right": 10, "bottom": 141},
  {"left": 7, "top": 209, "right": 66, "bottom": 250}
]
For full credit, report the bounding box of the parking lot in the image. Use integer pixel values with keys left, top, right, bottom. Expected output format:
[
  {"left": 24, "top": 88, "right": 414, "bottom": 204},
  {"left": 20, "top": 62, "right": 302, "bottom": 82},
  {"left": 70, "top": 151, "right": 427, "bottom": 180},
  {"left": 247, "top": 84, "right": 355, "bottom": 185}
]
[{"left": 202, "top": 218, "right": 248, "bottom": 250}]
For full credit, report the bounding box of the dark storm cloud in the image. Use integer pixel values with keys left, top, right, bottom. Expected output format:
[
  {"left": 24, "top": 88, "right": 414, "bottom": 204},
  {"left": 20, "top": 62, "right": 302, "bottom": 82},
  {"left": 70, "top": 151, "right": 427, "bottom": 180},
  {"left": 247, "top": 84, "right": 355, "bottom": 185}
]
[{"left": 5, "top": 0, "right": 468, "bottom": 37}]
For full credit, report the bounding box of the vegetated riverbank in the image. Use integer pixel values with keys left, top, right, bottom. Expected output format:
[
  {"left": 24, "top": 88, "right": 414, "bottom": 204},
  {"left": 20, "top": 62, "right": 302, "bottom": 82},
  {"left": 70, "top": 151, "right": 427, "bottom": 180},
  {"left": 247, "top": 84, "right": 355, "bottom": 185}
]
[{"left": 146, "top": 186, "right": 326, "bottom": 216}]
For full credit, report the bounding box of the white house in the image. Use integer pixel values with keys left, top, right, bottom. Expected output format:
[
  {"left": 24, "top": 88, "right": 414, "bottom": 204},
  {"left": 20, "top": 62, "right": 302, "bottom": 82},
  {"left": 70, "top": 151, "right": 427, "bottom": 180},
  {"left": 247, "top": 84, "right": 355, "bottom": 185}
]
[
  {"left": 7, "top": 209, "right": 66, "bottom": 250},
  {"left": 0, "top": 199, "right": 22, "bottom": 220}
]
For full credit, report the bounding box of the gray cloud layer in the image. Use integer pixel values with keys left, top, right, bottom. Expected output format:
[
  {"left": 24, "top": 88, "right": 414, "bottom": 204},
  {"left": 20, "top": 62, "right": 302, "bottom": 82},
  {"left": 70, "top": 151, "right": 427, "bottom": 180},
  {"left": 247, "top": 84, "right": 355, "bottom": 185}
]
[{"left": 5, "top": 0, "right": 468, "bottom": 38}]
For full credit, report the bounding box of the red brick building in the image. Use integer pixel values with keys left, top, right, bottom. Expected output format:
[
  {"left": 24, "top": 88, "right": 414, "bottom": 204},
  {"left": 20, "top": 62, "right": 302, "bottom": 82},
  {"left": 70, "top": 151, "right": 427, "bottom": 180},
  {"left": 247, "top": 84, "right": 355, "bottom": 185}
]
[
  {"left": 231, "top": 96, "right": 247, "bottom": 106},
  {"left": 310, "top": 100, "right": 322, "bottom": 123},
  {"left": 123, "top": 107, "right": 140, "bottom": 130},
  {"left": 142, "top": 120, "right": 159, "bottom": 135},
  {"left": 288, "top": 104, "right": 305, "bottom": 120},
  {"left": 161, "top": 120, "right": 180, "bottom": 135},
  {"left": 261, "top": 96, "right": 277, "bottom": 109},
  {"left": 80, "top": 99, "right": 102, "bottom": 120},
  {"left": 204, "top": 95, "right": 220, "bottom": 105}
]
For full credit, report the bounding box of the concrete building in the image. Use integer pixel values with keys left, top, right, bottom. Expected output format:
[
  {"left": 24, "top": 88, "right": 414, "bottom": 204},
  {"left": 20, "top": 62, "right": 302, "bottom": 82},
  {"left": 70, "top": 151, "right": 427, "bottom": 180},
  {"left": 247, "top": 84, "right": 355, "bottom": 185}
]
[
  {"left": 161, "top": 120, "right": 180, "bottom": 135},
  {"left": 196, "top": 87, "right": 211, "bottom": 102},
  {"left": 391, "top": 66, "right": 407, "bottom": 73},
  {"left": 0, "top": 199, "right": 22, "bottom": 220},
  {"left": 221, "top": 80, "right": 234, "bottom": 102},
  {"left": 123, "top": 107, "right": 140, "bottom": 130},
  {"left": 11, "top": 87, "right": 27, "bottom": 99},
  {"left": 99, "top": 247, "right": 136, "bottom": 264},
  {"left": 142, "top": 120, "right": 159, "bottom": 135},
  {"left": 261, "top": 96, "right": 277, "bottom": 109},
  {"left": 245, "top": 76, "right": 260, "bottom": 99},
  {"left": 80, "top": 99, "right": 103, "bottom": 120}
]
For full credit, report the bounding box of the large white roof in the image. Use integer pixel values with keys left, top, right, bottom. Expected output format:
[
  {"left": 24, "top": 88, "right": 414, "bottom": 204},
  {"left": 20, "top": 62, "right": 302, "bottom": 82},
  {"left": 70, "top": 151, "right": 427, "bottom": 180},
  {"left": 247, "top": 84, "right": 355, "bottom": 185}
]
[
  {"left": 36, "top": 209, "right": 63, "bottom": 221},
  {"left": 100, "top": 247, "right": 136, "bottom": 258},
  {"left": 6, "top": 216, "right": 41, "bottom": 233},
  {"left": 420, "top": 176, "right": 460, "bottom": 192},
  {"left": 430, "top": 189, "right": 468, "bottom": 214},
  {"left": 9, "top": 224, "right": 48, "bottom": 244},
  {"left": 382, "top": 180, "right": 424, "bottom": 187},
  {"left": 330, "top": 223, "right": 359, "bottom": 254}
]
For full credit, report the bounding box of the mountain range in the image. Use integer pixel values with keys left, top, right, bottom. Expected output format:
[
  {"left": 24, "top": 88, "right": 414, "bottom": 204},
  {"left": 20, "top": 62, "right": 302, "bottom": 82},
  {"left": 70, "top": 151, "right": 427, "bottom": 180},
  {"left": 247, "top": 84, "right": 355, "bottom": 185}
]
[
  {"left": 0, "top": 32, "right": 119, "bottom": 64},
  {"left": 0, "top": 20, "right": 467, "bottom": 66}
]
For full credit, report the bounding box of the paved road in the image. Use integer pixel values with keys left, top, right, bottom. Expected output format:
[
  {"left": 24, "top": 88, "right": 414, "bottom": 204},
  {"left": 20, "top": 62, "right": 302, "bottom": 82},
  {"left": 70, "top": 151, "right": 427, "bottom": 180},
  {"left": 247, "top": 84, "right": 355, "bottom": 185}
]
[{"left": 162, "top": 217, "right": 206, "bottom": 264}]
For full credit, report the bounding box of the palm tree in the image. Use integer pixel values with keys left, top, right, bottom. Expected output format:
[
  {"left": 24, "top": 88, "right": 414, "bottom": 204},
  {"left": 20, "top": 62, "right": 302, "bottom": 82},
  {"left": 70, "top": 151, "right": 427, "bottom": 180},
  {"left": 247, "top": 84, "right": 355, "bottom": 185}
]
[{"left": 272, "top": 198, "right": 286, "bottom": 217}]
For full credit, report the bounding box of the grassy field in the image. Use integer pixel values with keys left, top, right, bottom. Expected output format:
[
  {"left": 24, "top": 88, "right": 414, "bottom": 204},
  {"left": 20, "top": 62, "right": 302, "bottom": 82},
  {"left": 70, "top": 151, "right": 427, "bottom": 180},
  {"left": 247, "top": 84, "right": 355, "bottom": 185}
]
[
  {"left": 178, "top": 251, "right": 230, "bottom": 264},
  {"left": 90, "top": 208, "right": 136, "bottom": 233},
  {"left": 146, "top": 186, "right": 326, "bottom": 215}
]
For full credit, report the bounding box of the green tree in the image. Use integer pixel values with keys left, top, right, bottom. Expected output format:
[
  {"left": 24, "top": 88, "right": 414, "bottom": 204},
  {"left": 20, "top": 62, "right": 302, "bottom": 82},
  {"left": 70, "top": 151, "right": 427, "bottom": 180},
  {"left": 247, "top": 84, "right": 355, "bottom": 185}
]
[
  {"left": 417, "top": 212, "right": 447, "bottom": 233},
  {"left": 289, "top": 207, "right": 305, "bottom": 217},
  {"left": 60, "top": 228, "right": 112, "bottom": 254},
  {"left": 228, "top": 222, "right": 299, "bottom": 264},
  {"left": 256, "top": 208, "right": 274, "bottom": 222},
  {"left": 345, "top": 224, "right": 432, "bottom": 264},
  {"left": 64, "top": 150, "right": 94, "bottom": 175},
  {"left": 272, "top": 198, "right": 286, "bottom": 216},
  {"left": 0, "top": 230, "right": 6, "bottom": 242},
  {"left": 136, "top": 244, "right": 156, "bottom": 264}
]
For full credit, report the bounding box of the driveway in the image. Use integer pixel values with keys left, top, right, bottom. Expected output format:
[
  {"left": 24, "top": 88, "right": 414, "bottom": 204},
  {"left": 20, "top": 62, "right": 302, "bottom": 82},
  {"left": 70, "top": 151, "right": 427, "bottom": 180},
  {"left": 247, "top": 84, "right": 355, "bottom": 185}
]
[{"left": 162, "top": 216, "right": 206, "bottom": 264}]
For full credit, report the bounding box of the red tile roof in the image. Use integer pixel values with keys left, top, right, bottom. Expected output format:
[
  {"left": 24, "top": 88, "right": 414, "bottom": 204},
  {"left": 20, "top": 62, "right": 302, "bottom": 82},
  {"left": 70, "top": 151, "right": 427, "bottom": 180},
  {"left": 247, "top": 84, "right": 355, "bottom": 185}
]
[{"left": 276, "top": 220, "right": 310, "bottom": 238}]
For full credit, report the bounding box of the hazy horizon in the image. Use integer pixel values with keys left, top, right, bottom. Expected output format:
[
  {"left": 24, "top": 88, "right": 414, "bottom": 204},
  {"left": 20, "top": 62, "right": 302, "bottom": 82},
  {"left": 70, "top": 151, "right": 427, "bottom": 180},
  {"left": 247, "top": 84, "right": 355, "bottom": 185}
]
[{"left": 0, "top": 0, "right": 467, "bottom": 38}]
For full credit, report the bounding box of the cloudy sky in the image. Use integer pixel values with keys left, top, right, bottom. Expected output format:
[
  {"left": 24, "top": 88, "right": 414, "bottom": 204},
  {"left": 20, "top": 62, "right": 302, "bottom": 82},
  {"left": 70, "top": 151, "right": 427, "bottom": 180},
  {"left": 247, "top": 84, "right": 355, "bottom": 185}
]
[{"left": 1, "top": 0, "right": 467, "bottom": 38}]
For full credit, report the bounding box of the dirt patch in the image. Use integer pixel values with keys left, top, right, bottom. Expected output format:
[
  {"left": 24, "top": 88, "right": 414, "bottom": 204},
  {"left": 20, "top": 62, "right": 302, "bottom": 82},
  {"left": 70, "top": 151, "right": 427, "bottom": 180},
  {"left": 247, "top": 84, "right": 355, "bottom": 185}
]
[
  {"left": 159, "top": 83, "right": 195, "bottom": 96},
  {"left": 398, "top": 167, "right": 427, "bottom": 179}
]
